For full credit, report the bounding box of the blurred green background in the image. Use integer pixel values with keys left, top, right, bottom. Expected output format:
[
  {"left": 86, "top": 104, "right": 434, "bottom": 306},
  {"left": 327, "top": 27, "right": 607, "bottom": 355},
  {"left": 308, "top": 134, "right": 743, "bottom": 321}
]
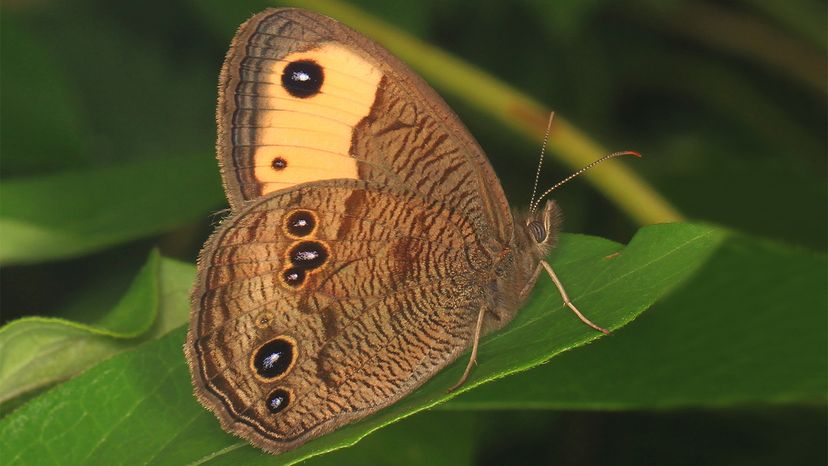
[{"left": 1, "top": 0, "right": 825, "bottom": 464}]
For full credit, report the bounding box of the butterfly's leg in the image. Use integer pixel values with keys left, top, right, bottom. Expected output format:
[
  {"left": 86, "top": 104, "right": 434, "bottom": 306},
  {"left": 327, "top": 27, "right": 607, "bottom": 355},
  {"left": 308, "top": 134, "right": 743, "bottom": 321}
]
[
  {"left": 519, "top": 263, "right": 544, "bottom": 300},
  {"left": 448, "top": 304, "right": 486, "bottom": 392},
  {"left": 540, "top": 260, "right": 610, "bottom": 335}
]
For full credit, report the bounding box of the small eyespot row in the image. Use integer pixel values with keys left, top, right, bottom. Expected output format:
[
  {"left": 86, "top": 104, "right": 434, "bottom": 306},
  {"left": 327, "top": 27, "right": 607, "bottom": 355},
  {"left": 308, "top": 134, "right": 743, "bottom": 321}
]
[
  {"left": 252, "top": 338, "right": 296, "bottom": 414},
  {"left": 278, "top": 208, "right": 329, "bottom": 288},
  {"left": 279, "top": 240, "right": 330, "bottom": 288}
]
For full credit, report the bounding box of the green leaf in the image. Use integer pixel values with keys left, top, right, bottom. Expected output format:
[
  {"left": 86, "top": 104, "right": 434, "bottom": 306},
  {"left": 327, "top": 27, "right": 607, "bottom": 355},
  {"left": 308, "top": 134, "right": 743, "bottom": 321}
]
[
  {"left": 0, "top": 155, "right": 224, "bottom": 265},
  {"left": 302, "top": 411, "right": 475, "bottom": 466},
  {"left": 446, "top": 231, "right": 828, "bottom": 409},
  {"left": 0, "top": 223, "right": 722, "bottom": 464},
  {"left": 0, "top": 15, "right": 91, "bottom": 176},
  {"left": 0, "top": 252, "right": 195, "bottom": 405},
  {"left": 2, "top": 3, "right": 218, "bottom": 171},
  {"left": 147, "top": 257, "right": 197, "bottom": 338}
]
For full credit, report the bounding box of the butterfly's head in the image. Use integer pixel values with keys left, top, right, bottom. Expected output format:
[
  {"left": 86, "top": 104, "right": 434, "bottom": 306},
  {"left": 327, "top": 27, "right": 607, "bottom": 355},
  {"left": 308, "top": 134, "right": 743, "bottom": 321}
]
[{"left": 524, "top": 199, "right": 561, "bottom": 253}]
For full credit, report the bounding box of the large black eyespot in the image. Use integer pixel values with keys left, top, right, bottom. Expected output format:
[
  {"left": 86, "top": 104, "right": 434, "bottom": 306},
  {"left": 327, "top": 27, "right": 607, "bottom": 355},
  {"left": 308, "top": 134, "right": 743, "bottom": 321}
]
[
  {"left": 266, "top": 388, "right": 291, "bottom": 414},
  {"left": 285, "top": 210, "right": 315, "bottom": 237},
  {"left": 252, "top": 337, "right": 295, "bottom": 379},
  {"left": 282, "top": 267, "right": 306, "bottom": 287},
  {"left": 281, "top": 60, "right": 324, "bottom": 98},
  {"left": 289, "top": 241, "right": 328, "bottom": 270}
]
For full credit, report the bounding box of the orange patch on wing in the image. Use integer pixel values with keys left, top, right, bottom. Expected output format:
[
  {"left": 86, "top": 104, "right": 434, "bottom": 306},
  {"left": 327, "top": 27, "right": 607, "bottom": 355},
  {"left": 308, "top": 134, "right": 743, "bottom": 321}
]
[{"left": 252, "top": 43, "right": 383, "bottom": 195}]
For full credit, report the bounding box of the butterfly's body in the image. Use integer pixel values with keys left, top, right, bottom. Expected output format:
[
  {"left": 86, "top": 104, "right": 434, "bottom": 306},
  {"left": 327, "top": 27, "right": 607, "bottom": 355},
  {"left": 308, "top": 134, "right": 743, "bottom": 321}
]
[{"left": 187, "top": 8, "right": 571, "bottom": 454}]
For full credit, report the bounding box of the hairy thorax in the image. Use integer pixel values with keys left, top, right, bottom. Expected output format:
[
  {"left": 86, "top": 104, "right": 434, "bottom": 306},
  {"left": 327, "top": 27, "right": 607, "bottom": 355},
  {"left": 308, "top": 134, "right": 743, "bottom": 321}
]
[{"left": 482, "top": 202, "right": 562, "bottom": 334}]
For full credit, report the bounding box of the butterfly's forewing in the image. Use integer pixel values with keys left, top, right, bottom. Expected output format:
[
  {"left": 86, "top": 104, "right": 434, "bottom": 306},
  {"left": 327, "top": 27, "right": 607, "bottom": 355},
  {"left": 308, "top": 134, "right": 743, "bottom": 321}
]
[
  {"left": 186, "top": 180, "right": 490, "bottom": 453},
  {"left": 216, "top": 8, "right": 513, "bottom": 242}
]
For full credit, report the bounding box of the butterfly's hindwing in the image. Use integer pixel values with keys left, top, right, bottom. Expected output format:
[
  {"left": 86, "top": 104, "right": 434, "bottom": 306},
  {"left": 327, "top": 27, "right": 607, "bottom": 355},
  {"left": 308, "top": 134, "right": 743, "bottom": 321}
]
[{"left": 187, "top": 180, "right": 493, "bottom": 452}]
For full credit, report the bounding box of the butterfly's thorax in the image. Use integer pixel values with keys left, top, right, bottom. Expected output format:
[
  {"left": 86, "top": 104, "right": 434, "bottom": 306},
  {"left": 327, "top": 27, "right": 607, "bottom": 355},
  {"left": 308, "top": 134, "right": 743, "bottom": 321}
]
[
  {"left": 479, "top": 206, "right": 554, "bottom": 334},
  {"left": 484, "top": 199, "right": 562, "bottom": 331}
]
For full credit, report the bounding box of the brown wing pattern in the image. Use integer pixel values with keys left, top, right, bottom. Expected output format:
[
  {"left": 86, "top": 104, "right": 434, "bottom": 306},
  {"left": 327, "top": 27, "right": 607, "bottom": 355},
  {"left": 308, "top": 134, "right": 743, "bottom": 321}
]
[
  {"left": 186, "top": 179, "right": 493, "bottom": 452},
  {"left": 217, "top": 8, "right": 513, "bottom": 243}
]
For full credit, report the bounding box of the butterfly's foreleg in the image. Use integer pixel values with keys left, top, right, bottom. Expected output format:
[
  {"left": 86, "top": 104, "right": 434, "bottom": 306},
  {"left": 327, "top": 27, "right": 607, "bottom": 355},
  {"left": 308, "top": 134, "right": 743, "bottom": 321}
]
[
  {"left": 448, "top": 304, "right": 486, "bottom": 392},
  {"left": 519, "top": 263, "right": 544, "bottom": 301},
  {"left": 540, "top": 260, "right": 611, "bottom": 335}
]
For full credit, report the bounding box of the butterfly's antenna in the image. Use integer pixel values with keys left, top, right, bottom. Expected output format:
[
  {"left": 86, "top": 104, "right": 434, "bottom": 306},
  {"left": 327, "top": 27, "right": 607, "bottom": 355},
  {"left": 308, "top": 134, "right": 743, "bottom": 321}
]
[
  {"left": 529, "top": 112, "right": 556, "bottom": 210},
  {"left": 530, "top": 150, "right": 642, "bottom": 213}
]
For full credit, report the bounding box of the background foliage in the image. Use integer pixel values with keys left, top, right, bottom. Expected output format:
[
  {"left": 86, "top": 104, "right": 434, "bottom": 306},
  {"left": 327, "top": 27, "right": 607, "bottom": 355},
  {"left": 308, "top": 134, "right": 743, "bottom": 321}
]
[{"left": 1, "top": 0, "right": 825, "bottom": 464}]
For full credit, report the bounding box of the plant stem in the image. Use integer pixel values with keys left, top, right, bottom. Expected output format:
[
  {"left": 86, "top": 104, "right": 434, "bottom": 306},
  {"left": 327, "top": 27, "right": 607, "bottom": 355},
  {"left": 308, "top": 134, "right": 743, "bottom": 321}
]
[
  {"left": 281, "top": 0, "right": 685, "bottom": 225},
  {"left": 634, "top": 1, "right": 827, "bottom": 95}
]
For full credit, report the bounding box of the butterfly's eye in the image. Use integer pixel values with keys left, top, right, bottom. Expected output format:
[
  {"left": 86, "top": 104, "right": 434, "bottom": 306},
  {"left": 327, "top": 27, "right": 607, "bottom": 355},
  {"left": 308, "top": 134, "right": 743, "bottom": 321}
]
[
  {"left": 528, "top": 220, "right": 546, "bottom": 243},
  {"left": 282, "top": 60, "right": 324, "bottom": 98}
]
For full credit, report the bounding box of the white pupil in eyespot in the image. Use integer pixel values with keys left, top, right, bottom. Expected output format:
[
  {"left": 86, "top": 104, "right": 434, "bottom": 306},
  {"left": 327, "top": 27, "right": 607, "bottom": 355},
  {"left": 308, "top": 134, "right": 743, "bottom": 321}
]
[
  {"left": 263, "top": 352, "right": 281, "bottom": 369},
  {"left": 292, "top": 71, "right": 310, "bottom": 82},
  {"left": 296, "top": 251, "right": 319, "bottom": 260}
]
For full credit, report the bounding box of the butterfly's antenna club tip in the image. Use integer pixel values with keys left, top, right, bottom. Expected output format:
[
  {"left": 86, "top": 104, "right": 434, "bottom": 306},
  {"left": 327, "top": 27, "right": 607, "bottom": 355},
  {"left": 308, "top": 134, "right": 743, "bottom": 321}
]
[{"left": 530, "top": 149, "right": 642, "bottom": 212}]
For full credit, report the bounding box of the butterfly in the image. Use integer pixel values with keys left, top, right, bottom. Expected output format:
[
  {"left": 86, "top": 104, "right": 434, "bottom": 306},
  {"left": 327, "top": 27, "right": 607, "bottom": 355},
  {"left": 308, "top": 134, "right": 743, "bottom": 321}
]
[{"left": 185, "top": 7, "right": 636, "bottom": 455}]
